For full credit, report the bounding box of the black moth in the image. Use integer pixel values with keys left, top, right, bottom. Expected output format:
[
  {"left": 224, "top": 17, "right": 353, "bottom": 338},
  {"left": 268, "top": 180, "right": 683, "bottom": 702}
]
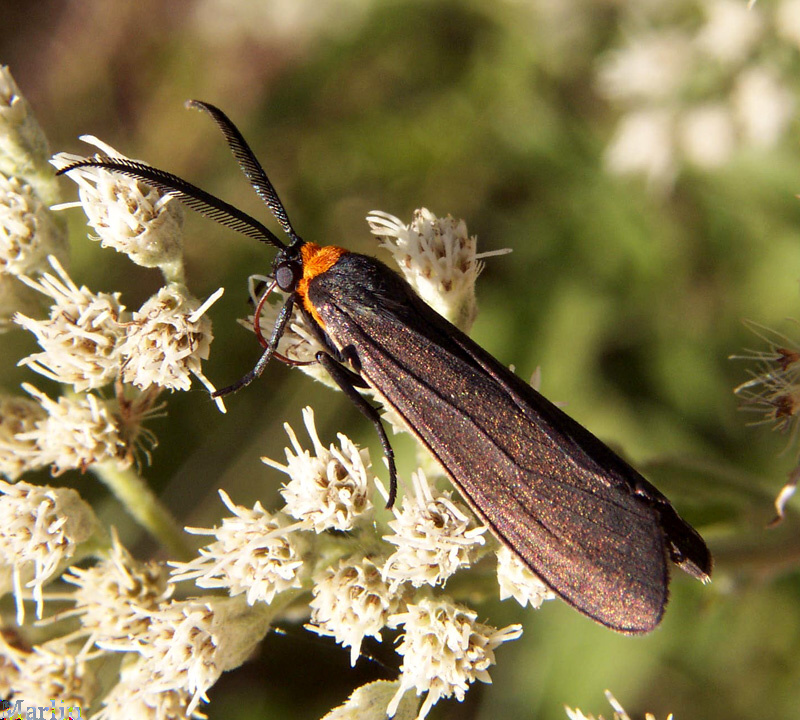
[{"left": 58, "top": 100, "right": 712, "bottom": 633}]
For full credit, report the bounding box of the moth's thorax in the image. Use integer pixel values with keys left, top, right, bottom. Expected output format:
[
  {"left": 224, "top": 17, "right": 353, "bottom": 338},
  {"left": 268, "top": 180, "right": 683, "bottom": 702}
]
[{"left": 296, "top": 243, "right": 349, "bottom": 328}]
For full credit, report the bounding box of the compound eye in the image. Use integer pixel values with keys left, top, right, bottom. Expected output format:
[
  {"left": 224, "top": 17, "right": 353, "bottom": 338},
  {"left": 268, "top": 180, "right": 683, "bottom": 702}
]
[{"left": 275, "top": 262, "right": 300, "bottom": 291}]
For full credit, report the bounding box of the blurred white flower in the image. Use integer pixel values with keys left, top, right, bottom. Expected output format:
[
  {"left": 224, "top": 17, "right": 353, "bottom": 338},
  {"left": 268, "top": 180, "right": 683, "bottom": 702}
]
[
  {"left": 596, "top": 31, "right": 694, "bottom": 102},
  {"left": 732, "top": 66, "right": 795, "bottom": 148},
  {"left": 597, "top": 0, "right": 796, "bottom": 186},
  {"left": 678, "top": 103, "right": 736, "bottom": 168},
  {"left": 0, "top": 393, "right": 46, "bottom": 480},
  {"left": 0, "top": 66, "right": 54, "bottom": 190},
  {"left": 603, "top": 109, "right": 677, "bottom": 189},
  {"left": 192, "top": 0, "right": 368, "bottom": 47},
  {"left": 696, "top": 0, "right": 764, "bottom": 64},
  {"left": 776, "top": 0, "right": 800, "bottom": 49}
]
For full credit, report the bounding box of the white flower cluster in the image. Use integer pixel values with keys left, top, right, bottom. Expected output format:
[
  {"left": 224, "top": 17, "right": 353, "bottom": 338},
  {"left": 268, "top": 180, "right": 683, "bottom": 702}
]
[
  {"left": 211, "top": 209, "right": 543, "bottom": 719},
  {"left": 308, "top": 555, "right": 402, "bottom": 666},
  {"left": 67, "top": 593, "right": 269, "bottom": 719},
  {"left": 15, "top": 258, "right": 127, "bottom": 390},
  {"left": 94, "top": 662, "right": 202, "bottom": 720},
  {"left": 114, "top": 597, "right": 269, "bottom": 715},
  {"left": 168, "top": 407, "right": 542, "bottom": 719},
  {"left": 18, "top": 384, "right": 130, "bottom": 474},
  {"left": 46, "top": 128, "right": 224, "bottom": 400},
  {"left": 13, "top": 255, "right": 225, "bottom": 413},
  {"left": 0, "top": 393, "right": 45, "bottom": 479},
  {"left": 596, "top": 0, "right": 798, "bottom": 188},
  {"left": 0, "top": 68, "right": 238, "bottom": 718},
  {"left": 0, "top": 81, "right": 227, "bottom": 481},
  {"left": 0, "top": 172, "right": 63, "bottom": 277},
  {"left": 0, "top": 635, "right": 97, "bottom": 712},
  {"left": 0, "top": 66, "right": 67, "bottom": 330}
]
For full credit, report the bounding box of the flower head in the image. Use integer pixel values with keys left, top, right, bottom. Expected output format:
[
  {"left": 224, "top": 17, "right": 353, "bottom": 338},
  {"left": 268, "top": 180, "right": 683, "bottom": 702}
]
[
  {"left": 170, "top": 490, "right": 307, "bottom": 606},
  {"left": 15, "top": 256, "right": 126, "bottom": 390},
  {"left": 603, "top": 109, "right": 677, "bottom": 190},
  {"left": 387, "top": 596, "right": 522, "bottom": 719},
  {"left": 367, "top": 209, "right": 509, "bottom": 332},
  {"left": 19, "top": 384, "right": 132, "bottom": 473},
  {"left": 677, "top": 103, "right": 736, "bottom": 170},
  {"left": 308, "top": 555, "right": 402, "bottom": 666},
  {"left": 696, "top": 0, "right": 764, "bottom": 64},
  {"left": 596, "top": 31, "right": 694, "bottom": 103},
  {"left": 265, "top": 406, "right": 374, "bottom": 532},
  {"left": 1, "top": 636, "right": 97, "bottom": 712},
  {"left": 732, "top": 321, "right": 800, "bottom": 521},
  {"left": 94, "top": 657, "right": 206, "bottom": 720},
  {"left": 733, "top": 65, "right": 794, "bottom": 148},
  {"left": 62, "top": 530, "right": 172, "bottom": 650},
  {"left": 495, "top": 545, "right": 554, "bottom": 609},
  {"left": 118, "top": 284, "right": 225, "bottom": 410},
  {"left": 123, "top": 596, "right": 271, "bottom": 714},
  {"left": 732, "top": 322, "right": 800, "bottom": 432},
  {"left": 0, "top": 172, "right": 65, "bottom": 277},
  {"left": 382, "top": 470, "right": 487, "bottom": 590},
  {"left": 0, "top": 393, "right": 46, "bottom": 480},
  {"left": 0, "top": 480, "right": 98, "bottom": 623},
  {"left": 0, "top": 66, "right": 53, "bottom": 187},
  {"left": 52, "top": 136, "right": 184, "bottom": 273}
]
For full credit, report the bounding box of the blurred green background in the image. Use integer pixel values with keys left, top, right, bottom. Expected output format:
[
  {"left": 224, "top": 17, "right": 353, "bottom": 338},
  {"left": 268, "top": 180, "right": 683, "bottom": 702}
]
[{"left": 3, "top": 0, "right": 800, "bottom": 718}]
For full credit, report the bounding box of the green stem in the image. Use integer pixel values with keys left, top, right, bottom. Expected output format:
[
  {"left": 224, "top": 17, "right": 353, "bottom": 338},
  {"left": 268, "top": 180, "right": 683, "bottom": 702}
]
[
  {"left": 92, "top": 461, "right": 193, "bottom": 560},
  {"left": 159, "top": 258, "right": 186, "bottom": 285}
]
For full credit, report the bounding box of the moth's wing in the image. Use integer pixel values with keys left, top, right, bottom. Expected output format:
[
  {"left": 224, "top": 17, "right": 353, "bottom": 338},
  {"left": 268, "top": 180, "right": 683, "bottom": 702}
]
[
  {"left": 447, "top": 311, "right": 712, "bottom": 585},
  {"left": 311, "top": 257, "right": 674, "bottom": 632}
]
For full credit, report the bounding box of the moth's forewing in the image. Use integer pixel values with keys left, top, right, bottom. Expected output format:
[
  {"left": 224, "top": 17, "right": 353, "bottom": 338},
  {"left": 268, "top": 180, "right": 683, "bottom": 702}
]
[{"left": 308, "top": 253, "right": 711, "bottom": 633}]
